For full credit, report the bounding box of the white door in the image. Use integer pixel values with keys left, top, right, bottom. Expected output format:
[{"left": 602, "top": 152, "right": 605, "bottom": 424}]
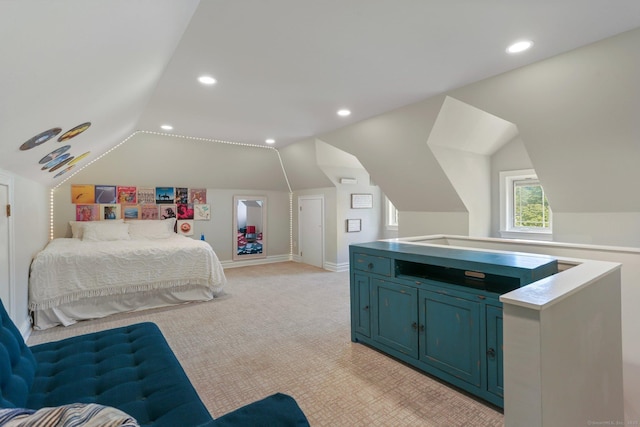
[
  {"left": 0, "top": 179, "right": 11, "bottom": 314},
  {"left": 299, "top": 196, "right": 323, "bottom": 268}
]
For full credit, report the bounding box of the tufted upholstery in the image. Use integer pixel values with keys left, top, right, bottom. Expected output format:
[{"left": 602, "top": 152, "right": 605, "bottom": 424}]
[
  {"left": 0, "top": 301, "right": 37, "bottom": 408},
  {"left": 27, "top": 322, "right": 213, "bottom": 426},
  {"left": 0, "top": 300, "right": 310, "bottom": 426}
]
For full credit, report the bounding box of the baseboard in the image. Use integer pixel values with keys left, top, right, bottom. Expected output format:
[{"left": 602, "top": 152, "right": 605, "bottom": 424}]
[
  {"left": 19, "top": 316, "right": 32, "bottom": 342},
  {"left": 221, "top": 254, "right": 292, "bottom": 269},
  {"left": 291, "top": 254, "right": 302, "bottom": 263},
  {"left": 323, "top": 261, "right": 349, "bottom": 272}
]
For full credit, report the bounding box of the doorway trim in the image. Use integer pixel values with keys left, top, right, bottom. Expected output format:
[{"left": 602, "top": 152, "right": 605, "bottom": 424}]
[{"left": 0, "top": 171, "right": 15, "bottom": 318}]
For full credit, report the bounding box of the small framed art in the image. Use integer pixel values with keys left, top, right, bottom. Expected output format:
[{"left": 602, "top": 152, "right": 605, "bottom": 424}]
[
  {"left": 351, "top": 193, "right": 373, "bottom": 209},
  {"left": 346, "top": 219, "right": 362, "bottom": 232}
]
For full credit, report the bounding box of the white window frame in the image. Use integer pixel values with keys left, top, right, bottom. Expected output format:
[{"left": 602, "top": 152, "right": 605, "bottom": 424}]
[
  {"left": 385, "top": 196, "right": 398, "bottom": 231},
  {"left": 499, "top": 169, "right": 552, "bottom": 241}
]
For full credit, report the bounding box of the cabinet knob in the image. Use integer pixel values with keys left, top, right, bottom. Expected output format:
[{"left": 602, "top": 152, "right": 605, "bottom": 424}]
[
  {"left": 363, "top": 305, "right": 369, "bottom": 311},
  {"left": 411, "top": 322, "right": 424, "bottom": 332},
  {"left": 368, "top": 263, "right": 374, "bottom": 270},
  {"left": 487, "top": 348, "right": 496, "bottom": 359}
]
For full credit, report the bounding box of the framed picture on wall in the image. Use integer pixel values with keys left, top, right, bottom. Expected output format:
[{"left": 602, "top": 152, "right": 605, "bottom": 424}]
[
  {"left": 346, "top": 219, "right": 361, "bottom": 232},
  {"left": 351, "top": 193, "right": 373, "bottom": 209}
]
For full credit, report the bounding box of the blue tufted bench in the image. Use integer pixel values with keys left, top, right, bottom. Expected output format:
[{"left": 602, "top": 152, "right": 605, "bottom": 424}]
[{"left": 0, "top": 301, "right": 309, "bottom": 426}]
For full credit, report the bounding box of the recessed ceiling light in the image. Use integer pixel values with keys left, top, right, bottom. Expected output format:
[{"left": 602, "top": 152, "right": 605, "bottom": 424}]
[
  {"left": 161, "top": 124, "right": 173, "bottom": 130},
  {"left": 198, "top": 75, "right": 217, "bottom": 85},
  {"left": 506, "top": 40, "right": 533, "bottom": 54},
  {"left": 337, "top": 109, "right": 351, "bottom": 117},
  {"left": 265, "top": 138, "right": 275, "bottom": 144}
]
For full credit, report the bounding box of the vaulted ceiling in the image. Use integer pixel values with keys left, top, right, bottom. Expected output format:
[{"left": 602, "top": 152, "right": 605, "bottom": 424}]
[{"left": 2, "top": 0, "right": 640, "bottom": 186}]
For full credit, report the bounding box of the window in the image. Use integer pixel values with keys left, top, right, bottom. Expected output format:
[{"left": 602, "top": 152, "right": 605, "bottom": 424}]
[
  {"left": 499, "top": 169, "right": 552, "bottom": 240},
  {"left": 385, "top": 197, "right": 398, "bottom": 230}
]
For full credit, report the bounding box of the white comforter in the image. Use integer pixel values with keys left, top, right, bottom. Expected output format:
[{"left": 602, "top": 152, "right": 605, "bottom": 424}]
[{"left": 29, "top": 236, "right": 226, "bottom": 311}]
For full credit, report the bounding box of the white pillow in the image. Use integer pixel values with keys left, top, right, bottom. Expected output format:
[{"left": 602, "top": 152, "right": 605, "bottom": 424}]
[
  {"left": 70, "top": 219, "right": 123, "bottom": 239},
  {"left": 126, "top": 218, "right": 176, "bottom": 239},
  {"left": 82, "top": 222, "right": 131, "bottom": 242}
]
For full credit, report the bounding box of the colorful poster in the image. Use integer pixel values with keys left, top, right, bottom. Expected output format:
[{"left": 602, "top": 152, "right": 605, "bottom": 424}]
[
  {"left": 71, "top": 185, "right": 95, "bottom": 204},
  {"left": 101, "top": 204, "right": 121, "bottom": 220},
  {"left": 95, "top": 185, "right": 117, "bottom": 204},
  {"left": 177, "top": 203, "right": 194, "bottom": 220},
  {"left": 160, "top": 205, "right": 176, "bottom": 220},
  {"left": 117, "top": 186, "right": 137, "bottom": 204},
  {"left": 177, "top": 220, "right": 194, "bottom": 236},
  {"left": 155, "top": 187, "right": 175, "bottom": 204},
  {"left": 140, "top": 205, "right": 159, "bottom": 220},
  {"left": 188, "top": 188, "right": 207, "bottom": 204},
  {"left": 194, "top": 204, "right": 210, "bottom": 220},
  {"left": 175, "top": 187, "right": 189, "bottom": 204},
  {"left": 76, "top": 204, "right": 98, "bottom": 221},
  {"left": 137, "top": 187, "right": 155, "bottom": 205},
  {"left": 122, "top": 205, "right": 140, "bottom": 219}
]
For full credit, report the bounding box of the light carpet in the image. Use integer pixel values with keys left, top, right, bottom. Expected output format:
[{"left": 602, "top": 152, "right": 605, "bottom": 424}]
[{"left": 28, "top": 262, "right": 504, "bottom": 426}]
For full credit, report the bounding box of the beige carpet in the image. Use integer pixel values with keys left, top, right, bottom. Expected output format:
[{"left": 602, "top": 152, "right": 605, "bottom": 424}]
[{"left": 28, "top": 262, "right": 504, "bottom": 426}]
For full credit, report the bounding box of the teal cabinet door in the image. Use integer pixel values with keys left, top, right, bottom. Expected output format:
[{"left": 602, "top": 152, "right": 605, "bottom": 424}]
[
  {"left": 419, "top": 290, "right": 481, "bottom": 387},
  {"left": 353, "top": 273, "right": 371, "bottom": 337},
  {"left": 372, "top": 279, "right": 418, "bottom": 358},
  {"left": 486, "top": 304, "right": 504, "bottom": 397}
]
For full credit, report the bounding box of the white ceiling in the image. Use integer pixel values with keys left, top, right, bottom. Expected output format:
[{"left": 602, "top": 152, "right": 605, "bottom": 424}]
[{"left": 2, "top": 0, "right": 640, "bottom": 185}]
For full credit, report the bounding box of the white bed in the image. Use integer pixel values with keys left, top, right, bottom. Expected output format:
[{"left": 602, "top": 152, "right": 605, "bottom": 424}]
[{"left": 29, "top": 220, "right": 227, "bottom": 329}]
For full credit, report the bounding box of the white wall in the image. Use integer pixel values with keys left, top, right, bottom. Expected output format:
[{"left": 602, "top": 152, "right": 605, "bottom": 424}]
[
  {"left": 398, "top": 212, "right": 468, "bottom": 237},
  {"left": 316, "top": 28, "right": 640, "bottom": 249},
  {"left": 53, "top": 185, "right": 290, "bottom": 263},
  {"left": 429, "top": 146, "right": 491, "bottom": 236},
  {"left": 449, "top": 28, "right": 640, "bottom": 245},
  {"left": 1, "top": 170, "right": 49, "bottom": 333}
]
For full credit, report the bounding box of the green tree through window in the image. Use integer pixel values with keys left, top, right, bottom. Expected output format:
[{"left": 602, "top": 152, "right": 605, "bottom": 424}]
[{"left": 513, "top": 180, "right": 551, "bottom": 229}]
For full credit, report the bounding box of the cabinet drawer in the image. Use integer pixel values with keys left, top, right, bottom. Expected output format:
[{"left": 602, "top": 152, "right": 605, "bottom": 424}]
[{"left": 353, "top": 253, "right": 391, "bottom": 276}]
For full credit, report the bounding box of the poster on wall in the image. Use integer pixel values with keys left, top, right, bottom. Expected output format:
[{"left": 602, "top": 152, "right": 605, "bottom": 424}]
[
  {"left": 76, "top": 204, "right": 98, "bottom": 221},
  {"left": 177, "top": 203, "right": 194, "bottom": 220},
  {"left": 140, "top": 205, "right": 159, "bottom": 220},
  {"left": 175, "top": 187, "right": 189, "bottom": 204},
  {"left": 189, "top": 188, "right": 207, "bottom": 204},
  {"left": 155, "top": 187, "right": 175, "bottom": 204},
  {"left": 160, "top": 205, "right": 176, "bottom": 220},
  {"left": 71, "top": 185, "right": 95, "bottom": 204},
  {"left": 177, "top": 220, "right": 194, "bottom": 236},
  {"left": 101, "top": 204, "right": 121, "bottom": 220},
  {"left": 95, "top": 185, "right": 117, "bottom": 204},
  {"left": 137, "top": 187, "right": 155, "bottom": 205},
  {"left": 194, "top": 204, "right": 210, "bottom": 220},
  {"left": 117, "top": 186, "right": 137, "bottom": 204},
  {"left": 122, "top": 205, "right": 140, "bottom": 219}
]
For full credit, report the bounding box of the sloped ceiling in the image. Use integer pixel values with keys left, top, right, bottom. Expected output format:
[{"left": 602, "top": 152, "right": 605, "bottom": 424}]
[
  {"left": 0, "top": 0, "right": 199, "bottom": 185},
  {"left": 2, "top": 1, "right": 640, "bottom": 187},
  {"left": 428, "top": 97, "right": 518, "bottom": 156}
]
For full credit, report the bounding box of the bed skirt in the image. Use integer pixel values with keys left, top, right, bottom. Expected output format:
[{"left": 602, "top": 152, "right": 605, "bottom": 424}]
[{"left": 31, "top": 285, "right": 221, "bottom": 330}]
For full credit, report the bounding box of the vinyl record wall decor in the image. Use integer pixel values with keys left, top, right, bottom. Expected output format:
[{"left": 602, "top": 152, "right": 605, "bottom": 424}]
[{"left": 19, "top": 122, "right": 92, "bottom": 179}]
